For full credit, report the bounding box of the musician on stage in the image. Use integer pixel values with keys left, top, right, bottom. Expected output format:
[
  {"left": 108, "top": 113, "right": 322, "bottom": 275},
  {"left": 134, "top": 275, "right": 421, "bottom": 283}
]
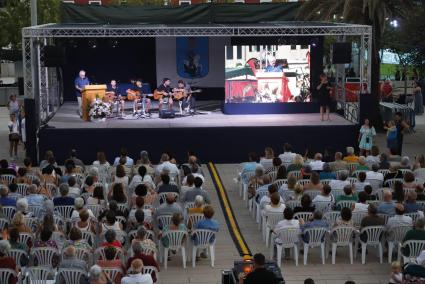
[
  {"left": 107, "top": 79, "right": 125, "bottom": 117},
  {"left": 157, "top": 78, "right": 173, "bottom": 111},
  {"left": 127, "top": 79, "right": 151, "bottom": 116},
  {"left": 174, "top": 80, "right": 196, "bottom": 113},
  {"left": 74, "top": 70, "right": 90, "bottom": 116}
]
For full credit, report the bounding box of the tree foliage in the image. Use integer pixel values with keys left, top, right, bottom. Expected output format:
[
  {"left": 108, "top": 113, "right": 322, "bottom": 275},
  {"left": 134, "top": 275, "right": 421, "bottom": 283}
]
[{"left": 0, "top": 0, "right": 61, "bottom": 51}]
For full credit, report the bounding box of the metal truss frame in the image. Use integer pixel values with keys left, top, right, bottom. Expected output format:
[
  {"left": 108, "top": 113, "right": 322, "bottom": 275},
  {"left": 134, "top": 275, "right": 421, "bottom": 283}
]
[{"left": 22, "top": 22, "right": 372, "bottom": 126}]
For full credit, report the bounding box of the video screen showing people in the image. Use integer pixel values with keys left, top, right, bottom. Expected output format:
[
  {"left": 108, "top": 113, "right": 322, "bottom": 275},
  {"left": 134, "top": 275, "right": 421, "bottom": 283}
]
[{"left": 225, "top": 45, "right": 311, "bottom": 103}]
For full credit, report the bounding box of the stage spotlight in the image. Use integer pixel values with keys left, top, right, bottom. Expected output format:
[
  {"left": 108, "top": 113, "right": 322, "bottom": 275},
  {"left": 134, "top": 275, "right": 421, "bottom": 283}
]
[
  {"left": 310, "top": 38, "right": 319, "bottom": 48},
  {"left": 88, "top": 39, "right": 97, "bottom": 49}
]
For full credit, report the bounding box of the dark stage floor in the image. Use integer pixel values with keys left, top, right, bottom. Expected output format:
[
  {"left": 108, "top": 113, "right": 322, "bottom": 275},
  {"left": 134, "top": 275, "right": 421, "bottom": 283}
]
[
  {"left": 48, "top": 101, "right": 353, "bottom": 129},
  {"left": 39, "top": 101, "right": 357, "bottom": 164}
]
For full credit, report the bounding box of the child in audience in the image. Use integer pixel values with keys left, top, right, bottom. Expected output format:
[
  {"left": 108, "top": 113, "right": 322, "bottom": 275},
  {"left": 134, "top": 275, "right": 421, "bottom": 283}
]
[
  {"left": 385, "top": 121, "right": 398, "bottom": 152},
  {"left": 389, "top": 261, "right": 402, "bottom": 284}
]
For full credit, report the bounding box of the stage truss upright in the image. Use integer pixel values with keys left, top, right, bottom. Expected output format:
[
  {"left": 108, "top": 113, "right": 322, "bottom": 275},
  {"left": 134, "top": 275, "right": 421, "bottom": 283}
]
[{"left": 22, "top": 22, "right": 372, "bottom": 127}]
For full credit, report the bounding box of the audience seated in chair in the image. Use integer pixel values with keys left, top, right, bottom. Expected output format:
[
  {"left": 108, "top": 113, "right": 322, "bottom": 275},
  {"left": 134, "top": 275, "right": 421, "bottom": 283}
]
[{"left": 122, "top": 258, "right": 153, "bottom": 284}]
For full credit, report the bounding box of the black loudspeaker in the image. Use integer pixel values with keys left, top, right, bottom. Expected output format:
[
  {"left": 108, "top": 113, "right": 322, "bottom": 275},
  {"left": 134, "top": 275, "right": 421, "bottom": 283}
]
[
  {"left": 24, "top": 98, "right": 38, "bottom": 164},
  {"left": 43, "top": 46, "right": 66, "bottom": 67},
  {"left": 18, "top": 77, "right": 24, "bottom": 96},
  {"left": 332, "top": 42, "right": 352, "bottom": 64},
  {"left": 159, "top": 109, "right": 175, "bottom": 119}
]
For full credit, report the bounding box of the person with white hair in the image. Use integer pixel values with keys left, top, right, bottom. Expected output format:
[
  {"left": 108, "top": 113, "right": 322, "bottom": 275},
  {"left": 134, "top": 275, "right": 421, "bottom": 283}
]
[
  {"left": 343, "top": 147, "right": 359, "bottom": 163},
  {"left": 71, "top": 197, "right": 95, "bottom": 220},
  {"left": 400, "top": 156, "right": 411, "bottom": 169},
  {"left": 265, "top": 55, "right": 283, "bottom": 72},
  {"left": 121, "top": 259, "right": 153, "bottom": 284},
  {"left": 88, "top": 265, "right": 109, "bottom": 284},
  {"left": 59, "top": 245, "right": 87, "bottom": 272},
  {"left": 188, "top": 195, "right": 205, "bottom": 214},
  {"left": 16, "top": 198, "right": 32, "bottom": 217},
  {"left": 74, "top": 70, "right": 90, "bottom": 116},
  {"left": 154, "top": 153, "right": 179, "bottom": 178},
  {"left": 0, "top": 240, "right": 18, "bottom": 280}
]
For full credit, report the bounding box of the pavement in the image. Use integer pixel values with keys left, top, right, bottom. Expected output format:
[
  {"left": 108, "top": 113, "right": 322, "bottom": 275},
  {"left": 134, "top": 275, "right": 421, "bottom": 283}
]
[{"left": 1, "top": 106, "right": 425, "bottom": 283}]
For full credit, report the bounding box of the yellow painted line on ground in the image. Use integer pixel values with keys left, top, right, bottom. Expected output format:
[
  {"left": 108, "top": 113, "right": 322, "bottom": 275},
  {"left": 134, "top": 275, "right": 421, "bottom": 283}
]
[{"left": 208, "top": 162, "right": 252, "bottom": 259}]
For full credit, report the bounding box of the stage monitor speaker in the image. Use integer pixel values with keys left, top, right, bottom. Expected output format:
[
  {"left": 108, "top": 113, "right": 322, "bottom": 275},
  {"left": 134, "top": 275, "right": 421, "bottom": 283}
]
[
  {"left": 159, "top": 109, "right": 175, "bottom": 119},
  {"left": 332, "top": 42, "right": 352, "bottom": 64},
  {"left": 24, "top": 98, "right": 38, "bottom": 164},
  {"left": 43, "top": 46, "right": 66, "bottom": 67}
]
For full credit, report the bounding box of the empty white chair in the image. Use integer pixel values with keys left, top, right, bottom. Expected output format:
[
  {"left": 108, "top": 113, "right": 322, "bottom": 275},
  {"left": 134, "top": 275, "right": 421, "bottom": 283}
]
[
  {"left": 387, "top": 226, "right": 412, "bottom": 263},
  {"left": 358, "top": 225, "right": 384, "bottom": 264},
  {"left": 262, "top": 212, "right": 284, "bottom": 247},
  {"left": 302, "top": 227, "right": 328, "bottom": 265},
  {"left": 161, "top": 230, "right": 187, "bottom": 269},
  {"left": 56, "top": 268, "right": 87, "bottom": 284},
  {"left": 272, "top": 228, "right": 299, "bottom": 267},
  {"left": 191, "top": 229, "right": 216, "bottom": 267},
  {"left": 402, "top": 240, "right": 425, "bottom": 264},
  {"left": 330, "top": 226, "right": 355, "bottom": 264},
  {"left": 31, "top": 247, "right": 59, "bottom": 267}
]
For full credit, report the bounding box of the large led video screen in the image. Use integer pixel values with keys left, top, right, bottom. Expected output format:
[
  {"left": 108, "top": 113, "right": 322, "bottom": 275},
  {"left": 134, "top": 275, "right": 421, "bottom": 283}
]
[{"left": 225, "top": 45, "right": 311, "bottom": 103}]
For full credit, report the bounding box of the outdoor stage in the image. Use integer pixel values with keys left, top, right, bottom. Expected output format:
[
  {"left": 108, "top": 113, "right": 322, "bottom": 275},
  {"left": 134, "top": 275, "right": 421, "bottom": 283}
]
[{"left": 39, "top": 101, "right": 358, "bottom": 164}]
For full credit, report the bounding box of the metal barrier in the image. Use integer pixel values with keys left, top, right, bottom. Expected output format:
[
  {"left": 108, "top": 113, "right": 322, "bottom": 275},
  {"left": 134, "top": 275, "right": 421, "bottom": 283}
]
[
  {"left": 379, "top": 102, "right": 415, "bottom": 127},
  {"left": 337, "top": 101, "right": 359, "bottom": 124}
]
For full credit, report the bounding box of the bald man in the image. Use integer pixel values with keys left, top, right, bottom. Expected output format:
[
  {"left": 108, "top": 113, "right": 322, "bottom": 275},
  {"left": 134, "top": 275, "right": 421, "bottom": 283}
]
[
  {"left": 121, "top": 259, "right": 153, "bottom": 284},
  {"left": 265, "top": 56, "right": 283, "bottom": 72},
  {"left": 59, "top": 245, "right": 87, "bottom": 272}
]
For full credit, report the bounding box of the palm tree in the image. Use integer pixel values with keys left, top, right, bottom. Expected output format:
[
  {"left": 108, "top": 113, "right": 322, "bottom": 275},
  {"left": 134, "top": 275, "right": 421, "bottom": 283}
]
[{"left": 298, "top": 0, "right": 414, "bottom": 127}]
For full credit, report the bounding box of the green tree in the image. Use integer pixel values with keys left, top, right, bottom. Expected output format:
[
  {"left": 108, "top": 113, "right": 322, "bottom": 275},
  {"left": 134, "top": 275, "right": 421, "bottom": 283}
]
[
  {"left": 0, "top": 0, "right": 60, "bottom": 51},
  {"left": 298, "top": 0, "right": 415, "bottom": 127}
]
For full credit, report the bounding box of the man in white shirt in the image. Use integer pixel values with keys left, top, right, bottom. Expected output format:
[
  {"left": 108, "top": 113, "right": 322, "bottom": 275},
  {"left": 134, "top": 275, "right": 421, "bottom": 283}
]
[
  {"left": 386, "top": 204, "right": 413, "bottom": 230},
  {"left": 329, "top": 171, "right": 351, "bottom": 190},
  {"left": 273, "top": 208, "right": 300, "bottom": 244},
  {"left": 67, "top": 176, "right": 81, "bottom": 198},
  {"left": 309, "top": 153, "right": 325, "bottom": 171},
  {"left": 155, "top": 153, "right": 179, "bottom": 178},
  {"left": 278, "top": 143, "right": 296, "bottom": 165},
  {"left": 121, "top": 259, "right": 153, "bottom": 284},
  {"left": 366, "top": 164, "right": 384, "bottom": 181},
  {"left": 259, "top": 183, "right": 283, "bottom": 210},
  {"left": 113, "top": 148, "right": 134, "bottom": 167},
  {"left": 312, "top": 184, "right": 335, "bottom": 204}
]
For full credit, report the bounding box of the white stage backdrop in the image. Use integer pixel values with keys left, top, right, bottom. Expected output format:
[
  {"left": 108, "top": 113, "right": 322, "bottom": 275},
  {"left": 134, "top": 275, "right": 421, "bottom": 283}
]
[{"left": 155, "top": 37, "right": 229, "bottom": 88}]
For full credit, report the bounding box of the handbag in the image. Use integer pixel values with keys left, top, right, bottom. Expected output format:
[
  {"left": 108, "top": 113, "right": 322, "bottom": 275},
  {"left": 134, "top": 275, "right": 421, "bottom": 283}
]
[{"left": 9, "top": 133, "right": 20, "bottom": 140}]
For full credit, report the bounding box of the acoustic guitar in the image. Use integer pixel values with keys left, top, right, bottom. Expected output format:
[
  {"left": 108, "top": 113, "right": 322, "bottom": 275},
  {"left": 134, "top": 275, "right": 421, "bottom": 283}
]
[
  {"left": 173, "top": 89, "right": 202, "bottom": 100},
  {"left": 126, "top": 90, "right": 141, "bottom": 101},
  {"left": 153, "top": 90, "right": 175, "bottom": 100}
]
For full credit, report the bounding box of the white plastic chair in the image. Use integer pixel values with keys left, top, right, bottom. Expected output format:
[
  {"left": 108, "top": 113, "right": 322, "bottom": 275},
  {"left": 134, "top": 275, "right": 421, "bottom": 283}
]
[
  {"left": 358, "top": 226, "right": 384, "bottom": 264},
  {"left": 191, "top": 229, "right": 216, "bottom": 267},
  {"left": 94, "top": 246, "right": 124, "bottom": 262},
  {"left": 158, "top": 192, "right": 179, "bottom": 204},
  {"left": 56, "top": 268, "right": 87, "bottom": 284},
  {"left": 27, "top": 266, "right": 54, "bottom": 284},
  {"left": 18, "top": 232, "right": 33, "bottom": 246},
  {"left": 365, "top": 179, "right": 383, "bottom": 191},
  {"left": 102, "top": 267, "right": 123, "bottom": 284},
  {"left": 0, "top": 269, "right": 18, "bottom": 284},
  {"left": 253, "top": 188, "right": 269, "bottom": 222},
  {"left": 304, "top": 190, "right": 321, "bottom": 200},
  {"left": 16, "top": 183, "right": 28, "bottom": 196},
  {"left": 31, "top": 247, "right": 59, "bottom": 267},
  {"left": 288, "top": 170, "right": 302, "bottom": 180},
  {"left": 273, "top": 179, "right": 287, "bottom": 189},
  {"left": 405, "top": 212, "right": 421, "bottom": 223},
  {"left": 337, "top": 200, "right": 356, "bottom": 210},
  {"left": 377, "top": 214, "right": 391, "bottom": 225},
  {"left": 297, "top": 179, "right": 310, "bottom": 186},
  {"left": 314, "top": 201, "right": 332, "bottom": 213},
  {"left": 81, "top": 231, "right": 96, "bottom": 247},
  {"left": 303, "top": 227, "right": 328, "bottom": 265},
  {"left": 24, "top": 217, "right": 39, "bottom": 231},
  {"left": 157, "top": 215, "right": 173, "bottom": 229},
  {"left": 142, "top": 266, "right": 159, "bottom": 283},
  {"left": 378, "top": 169, "right": 390, "bottom": 176},
  {"left": 262, "top": 212, "right": 284, "bottom": 247},
  {"left": 28, "top": 205, "right": 43, "bottom": 219},
  {"left": 402, "top": 240, "right": 425, "bottom": 264},
  {"left": 268, "top": 171, "right": 277, "bottom": 182},
  {"left": 86, "top": 204, "right": 102, "bottom": 217},
  {"left": 0, "top": 174, "right": 15, "bottom": 185},
  {"left": 285, "top": 200, "right": 301, "bottom": 210},
  {"left": 54, "top": 205, "right": 74, "bottom": 220},
  {"left": 352, "top": 170, "right": 367, "bottom": 178},
  {"left": 0, "top": 218, "right": 8, "bottom": 229},
  {"left": 272, "top": 228, "right": 299, "bottom": 267},
  {"left": 347, "top": 177, "right": 358, "bottom": 185},
  {"left": 332, "top": 189, "right": 344, "bottom": 200},
  {"left": 330, "top": 226, "right": 355, "bottom": 264},
  {"left": 187, "top": 213, "right": 205, "bottom": 228},
  {"left": 7, "top": 249, "right": 28, "bottom": 269},
  {"left": 323, "top": 211, "right": 340, "bottom": 227},
  {"left": 239, "top": 171, "right": 255, "bottom": 199},
  {"left": 294, "top": 212, "right": 313, "bottom": 222},
  {"left": 162, "top": 230, "right": 187, "bottom": 269},
  {"left": 351, "top": 211, "right": 368, "bottom": 228},
  {"left": 385, "top": 178, "right": 404, "bottom": 188},
  {"left": 2, "top": 206, "right": 15, "bottom": 220},
  {"left": 387, "top": 226, "right": 412, "bottom": 263}
]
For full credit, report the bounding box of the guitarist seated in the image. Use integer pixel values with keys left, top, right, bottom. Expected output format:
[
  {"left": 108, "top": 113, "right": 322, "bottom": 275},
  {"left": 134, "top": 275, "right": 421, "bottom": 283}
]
[
  {"left": 174, "top": 80, "right": 196, "bottom": 113},
  {"left": 106, "top": 79, "right": 125, "bottom": 116},
  {"left": 157, "top": 78, "right": 174, "bottom": 111},
  {"left": 127, "top": 79, "right": 151, "bottom": 115}
]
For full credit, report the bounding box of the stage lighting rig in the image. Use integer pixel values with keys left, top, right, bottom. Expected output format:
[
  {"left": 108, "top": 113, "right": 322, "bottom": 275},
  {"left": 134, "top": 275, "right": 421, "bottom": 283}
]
[{"left": 88, "top": 39, "right": 97, "bottom": 49}]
